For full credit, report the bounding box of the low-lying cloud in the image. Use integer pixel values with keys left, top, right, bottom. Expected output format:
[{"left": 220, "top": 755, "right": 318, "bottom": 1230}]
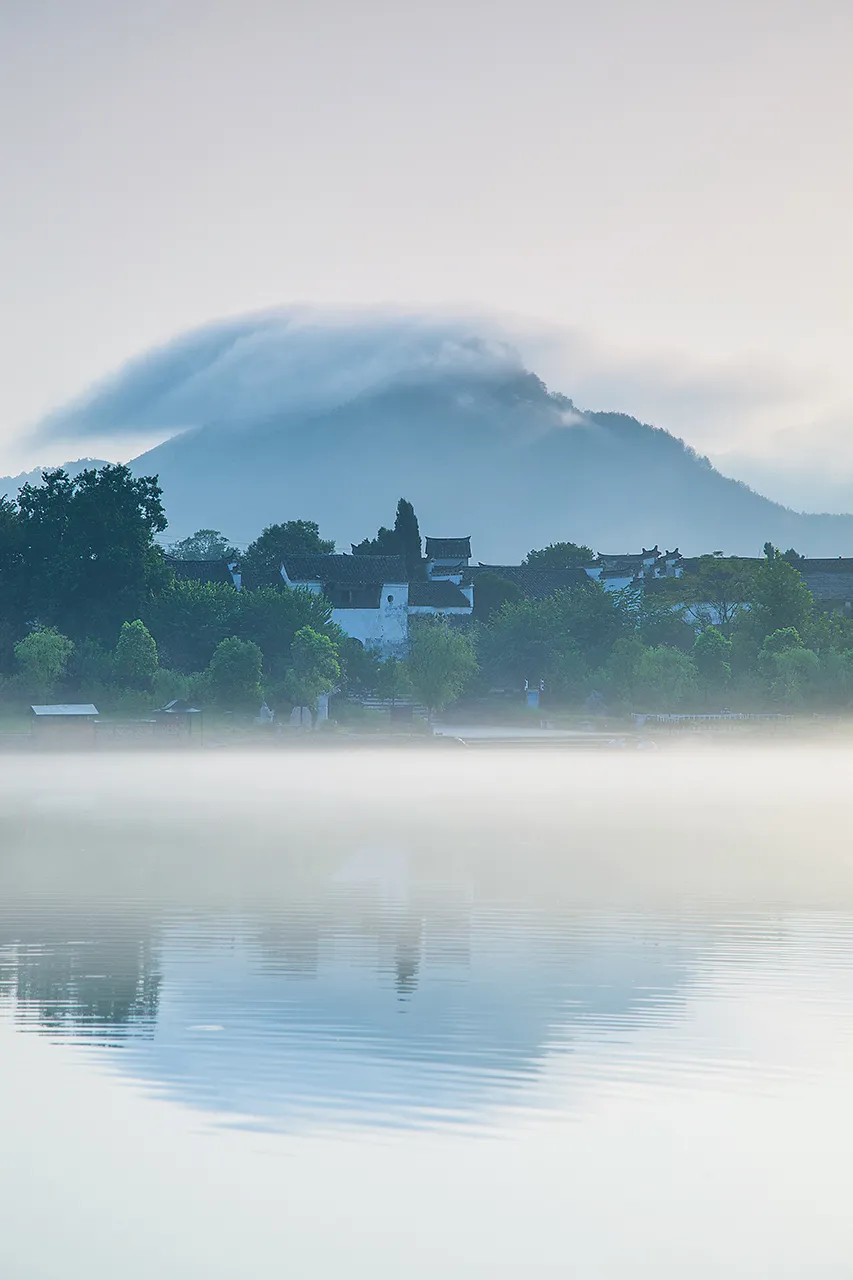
[
  {"left": 26, "top": 303, "right": 853, "bottom": 517},
  {"left": 35, "top": 307, "right": 525, "bottom": 445}
]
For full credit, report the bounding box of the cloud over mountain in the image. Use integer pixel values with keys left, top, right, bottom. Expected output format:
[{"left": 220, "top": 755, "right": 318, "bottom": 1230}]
[
  {"left": 36, "top": 308, "right": 524, "bottom": 444},
  {"left": 22, "top": 306, "right": 853, "bottom": 560}
]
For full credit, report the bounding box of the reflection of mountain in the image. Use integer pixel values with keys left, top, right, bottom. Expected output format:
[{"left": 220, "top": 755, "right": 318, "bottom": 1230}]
[{"left": 0, "top": 896, "right": 695, "bottom": 1130}]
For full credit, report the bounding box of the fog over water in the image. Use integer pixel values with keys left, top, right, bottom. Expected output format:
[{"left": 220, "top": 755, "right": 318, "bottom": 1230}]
[{"left": 2, "top": 749, "right": 853, "bottom": 1278}]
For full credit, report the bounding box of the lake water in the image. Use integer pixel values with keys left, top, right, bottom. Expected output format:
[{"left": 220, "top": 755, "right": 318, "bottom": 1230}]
[{"left": 2, "top": 748, "right": 853, "bottom": 1278}]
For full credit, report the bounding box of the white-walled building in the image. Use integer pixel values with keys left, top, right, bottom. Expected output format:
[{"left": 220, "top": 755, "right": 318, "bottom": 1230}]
[
  {"left": 584, "top": 547, "right": 683, "bottom": 593},
  {"left": 408, "top": 579, "right": 474, "bottom": 615},
  {"left": 425, "top": 537, "right": 472, "bottom": 582},
  {"left": 281, "top": 554, "right": 410, "bottom": 657},
  {"left": 280, "top": 543, "right": 479, "bottom": 656}
]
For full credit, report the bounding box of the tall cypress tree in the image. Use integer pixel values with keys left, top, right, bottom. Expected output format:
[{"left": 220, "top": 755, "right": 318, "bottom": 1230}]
[
  {"left": 353, "top": 498, "right": 424, "bottom": 579},
  {"left": 394, "top": 498, "right": 424, "bottom": 580}
]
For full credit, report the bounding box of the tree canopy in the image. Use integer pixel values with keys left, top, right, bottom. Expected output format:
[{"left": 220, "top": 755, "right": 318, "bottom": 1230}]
[
  {"left": 15, "top": 627, "right": 74, "bottom": 699},
  {"left": 353, "top": 498, "right": 424, "bottom": 578},
  {"left": 114, "top": 620, "right": 159, "bottom": 691},
  {"left": 202, "top": 637, "right": 263, "bottom": 711},
  {"left": 523, "top": 542, "right": 595, "bottom": 569},
  {"left": 471, "top": 572, "right": 522, "bottom": 622},
  {"left": 241, "top": 521, "right": 334, "bottom": 582},
  {"left": 407, "top": 618, "right": 477, "bottom": 714},
  {"left": 165, "top": 529, "right": 239, "bottom": 561},
  {"left": 2, "top": 465, "right": 167, "bottom": 644},
  {"left": 283, "top": 626, "right": 341, "bottom": 720},
  {"left": 143, "top": 579, "right": 333, "bottom": 675}
]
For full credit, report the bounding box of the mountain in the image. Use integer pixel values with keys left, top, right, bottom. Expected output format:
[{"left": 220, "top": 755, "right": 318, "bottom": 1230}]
[
  {"left": 0, "top": 458, "right": 109, "bottom": 500},
  {"left": 127, "top": 372, "right": 853, "bottom": 559},
  {"left": 24, "top": 309, "right": 853, "bottom": 559}
]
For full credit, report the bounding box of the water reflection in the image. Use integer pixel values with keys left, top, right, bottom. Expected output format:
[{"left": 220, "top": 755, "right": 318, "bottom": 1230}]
[
  {"left": 2, "top": 749, "right": 853, "bottom": 1135},
  {"left": 3, "top": 751, "right": 853, "bottom": 1279},
  {"left": 0, "top": 918, "right": 161, "bottom": 1040},
  {"left": 0, "top": 898, "right": 698, "bottom": 1128}
]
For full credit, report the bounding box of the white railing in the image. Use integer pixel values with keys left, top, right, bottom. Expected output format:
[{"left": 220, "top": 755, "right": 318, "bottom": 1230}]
[{"left": 632, "top": 712, "right": 792, "bottom": 726}]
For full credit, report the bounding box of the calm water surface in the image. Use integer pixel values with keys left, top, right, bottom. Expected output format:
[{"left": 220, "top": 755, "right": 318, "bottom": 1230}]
[{"left": 1, "top": 749, "right": 852, "bottom": 1278}]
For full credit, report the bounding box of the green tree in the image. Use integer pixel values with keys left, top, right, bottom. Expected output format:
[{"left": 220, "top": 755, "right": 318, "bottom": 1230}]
[
  {"left": 407, "top": 618, "right": 477, "bottom": 714},
  {"left": 673, "top": 554, "right": 757, "bottom": 635},
  {"left": 601, "top": 636, "right": 647, "bottom": 703},
  {"left": 750, "top": 554, "right": 813, "bottom": 639},
  {"left": 471, "top": 572, "right": 522, "bottom": 622},
  {"left": 165, "top": 529, "right": 239, "bottom": 561},
  {"left": 375, "top": 655, "right": 413, "bottom": 705},
  {"left": 765, "top": 646, "right": 820, "bottom": 708},
  {"left": 283, "top": 626, "right": 341, "bottom": 722},
  {"left": 236, "top": 586, "right": 333, "bottom": 680},
  {"left": 144, "top": 580, "right": 242, "bottom": 673},
  {"left": 692, "top": 626, "right": 732, "bottom": 686},
  {"left": 814, "top": 648, "right": 853, "bottom": 710},
  {"left": 352, "top": 526, "right": 397, "bottom": 556},
  {"left": 203, "top": 637, "right": 263, "bottom": 711},
  {"left": 762, "top": 627, "right": 804, "bottom": 655},
  {"left": 635, "top": 591, "right": 695, "bottom": 650},
  {"left": 634, "top": 646, "right": 698, "bottom": 710},
  {"left": 523, "top": 542, "right": 595, "bottom": 569},
  {"left": 335, "top": 635, "right": 383, "bottom": 697},
  {"left": 0, "top": 496, "right": 25, "bottom": 657},
  {"left": 352, "top": 498, "right": 424, "bottom": 578},
  {"left": 15, "top": 627, "right": 74, "bottom": 698},
  {"left": 392, "top": 499, "right": 423, "bottom": 579},
  {"left": 114, "top": 620, "right": 159, "bottom": 691},
  {"left": 242, "top": 521, "right": 334, "bottom": 583},
  {"left": 66, "top": 638, "right": 114, "bottom": 691},
  {"left": 144, "top": 579, "right": 335, "bottom": 678},
  {"left": 481, "top": 582, "right": 627, "bottom": 691},
  {"left": 12, "top": 465, "right": 167, "bottom": 644}
]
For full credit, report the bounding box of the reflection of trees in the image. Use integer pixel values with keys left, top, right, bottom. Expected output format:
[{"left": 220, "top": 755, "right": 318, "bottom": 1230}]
[
  {"left": 0, "top": 918, "right": 161, "bottom": 1041},
  {"left": 395, "top": 936, "right": 420, "bottom": 998},
  {"left": 251, "top": 898, "right": 427, "bottom": 999}
]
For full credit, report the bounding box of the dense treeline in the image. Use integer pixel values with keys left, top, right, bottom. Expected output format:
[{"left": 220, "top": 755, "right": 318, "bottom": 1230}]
[
  {"left": 478, "top": 549, "right": 853, "bottom": 712},
  {"left": 3, "top": 464, "right": 853, "bottom": 720}
]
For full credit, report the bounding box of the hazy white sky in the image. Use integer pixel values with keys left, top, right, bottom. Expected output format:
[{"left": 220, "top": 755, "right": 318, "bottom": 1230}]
[{"left": 2, "top": 0, "right": 852, "bottom": 502}]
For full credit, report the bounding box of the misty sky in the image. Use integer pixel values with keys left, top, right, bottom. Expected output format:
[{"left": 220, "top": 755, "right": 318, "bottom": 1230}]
[{"left": 2, "top": 0, "right": 853, "bottom": 505}]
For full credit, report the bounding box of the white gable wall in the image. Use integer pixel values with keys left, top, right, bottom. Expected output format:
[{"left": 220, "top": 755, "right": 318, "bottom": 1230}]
[
  {"left": 280, "top": 566, "right": 410, "bottom": 656},
  {"left": 332, "top": 582, "right": 409, "bottom": 656}
]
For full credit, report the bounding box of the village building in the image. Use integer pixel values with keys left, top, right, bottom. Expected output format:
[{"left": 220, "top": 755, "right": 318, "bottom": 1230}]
[
  {"left": 280, "top": 554, "right": 410, "bottom": 656},
  {"left": 425, "top": 537, "right": 472, "bottom": 582},
  {"left": 31, "top": 704, "right": 99, "bottom": 746},
  {"left": 408, "top": 579, "right": 474, "bottom": 615},
  {"left": 585, "top": 547, "right": 683, "bottom": 592},
  {"left": 469, "top": 563, "right": 588, "bottom": 599},
  {"left": 161, "top": 536, "right": 695, "bottom": 658},
  {"left": 163, "top": 556, "right": 242, "bottom": 588},
  {"left": 797, "top": 559, "right": 853, "bottom": 613},
  {"left": 279, "top": 540, "right": 480, "bottom": 654}
]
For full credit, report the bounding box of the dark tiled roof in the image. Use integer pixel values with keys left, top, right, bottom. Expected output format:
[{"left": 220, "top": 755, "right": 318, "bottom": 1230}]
[
  {"left": 283, "top": 553, "right": 407, "bottom": 586},
  {"left": 472, "top": 565, "right": 589, "bottom": 600},
  {"left": 799, "top": 558, "right": 853, "bottom": 573},
  {"left": 679, "top": 557, "right": 761, "bottom": 573},
  {"left": 801, "top": 570, "right": 853, "bottom": 603},
  {"left": 408, "top": 581, "right": 472, "bottom": 609},
  {"left": 598, "top": 553, "right": 647, "bottom": 566},
  {"left": 165, "top": 557, "right": 235, "bottom": 585},
  {"left": 238, "top": 568, "right": 284, "bottom": 591},
  {"left": 425, "top": 537, "right": 471, "bottom": 559},
  {"left": 429, "top": 564, "right": 465, "bottom": 577}
]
